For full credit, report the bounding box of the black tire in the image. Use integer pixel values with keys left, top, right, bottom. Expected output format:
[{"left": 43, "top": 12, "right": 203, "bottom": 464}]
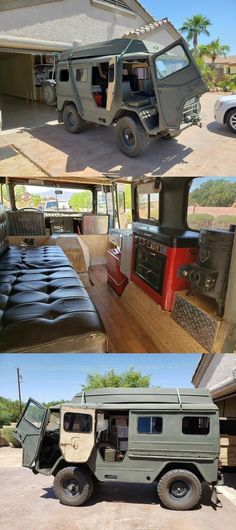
[
  {"left": 115, "top": 116, "right": 150, "bottom": 157},
  {"left": 62, "top": 104, "right": 85, "bottom": 134},
  {"left": 53, "top": 466, "right": 94, "bottom": 507},
  {"left": 157, "top": 469, "right": 202, "bottom": 511},
  {"left": 41, "top": 81, "right": 56, "bottom": 106},
  {"left": 225, "top": 108, "right": 236, "bottom": 134}
]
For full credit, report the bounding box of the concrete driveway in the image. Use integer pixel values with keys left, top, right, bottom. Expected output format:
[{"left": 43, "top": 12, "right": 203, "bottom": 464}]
[
  {"left": 0, "top": 448, "right": 236, "bottom": 530},
  {"left": 0, "top": 92, "right": 235, "bottom": 178}
]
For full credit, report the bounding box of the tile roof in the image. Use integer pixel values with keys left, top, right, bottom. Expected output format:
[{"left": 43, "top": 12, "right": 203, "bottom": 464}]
[
  {"left": 204, "top": 55, "right": 236, "bottom": 65},
  {"left": 122, "top": 17, "right": 178, "bottom": 38}
]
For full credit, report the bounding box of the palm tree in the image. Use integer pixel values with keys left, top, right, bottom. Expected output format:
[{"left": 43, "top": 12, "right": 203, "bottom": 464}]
[
  {"left": 199, "top": 38, "right": 230, "bottom": 65},
  {"left": 179, "top": 14, "right": 211, "bottom": 54}
]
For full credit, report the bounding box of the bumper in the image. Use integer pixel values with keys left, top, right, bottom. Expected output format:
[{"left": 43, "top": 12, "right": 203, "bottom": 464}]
[{"left": 214, "top": 107, "right": 225, "bottom": 125}]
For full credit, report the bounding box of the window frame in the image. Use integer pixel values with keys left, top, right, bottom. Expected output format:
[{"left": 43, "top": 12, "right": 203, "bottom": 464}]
[
  {"left": 137, "top": 191, "right": 159, "bottom": 223},
  {"left": 63, "top": 412, "right": 93, "bottom": 434},
  {"left": 182, "top": 416, "right": 210, "bottom": 436}
]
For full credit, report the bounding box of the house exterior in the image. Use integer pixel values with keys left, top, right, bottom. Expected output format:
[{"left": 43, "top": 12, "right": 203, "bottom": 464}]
[
  {"left": 0, "top": 1, "right": 181, "bottom": 101},
  {"left": 192, "top": 354, "right": 236, "bottom": 466},
  {"left": 203, "top": 55, "right": 236, "bottom": 81}
]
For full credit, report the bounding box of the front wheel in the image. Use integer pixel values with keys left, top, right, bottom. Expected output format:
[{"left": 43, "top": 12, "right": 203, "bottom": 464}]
[
  {"left": 53, "top": 467, "right": 94, "bottom": 506},
  {"left": 157, "top": 469, "right": 202, "bottom": 511},
  {"left": 225, "top": 108, "right": 236, "bottom": 133},
  {"left": 62, "top": 104, "right": 85, "bottom": 134},
  {"left": 115, "top": 116, "right": 150, "bottom": 157}
]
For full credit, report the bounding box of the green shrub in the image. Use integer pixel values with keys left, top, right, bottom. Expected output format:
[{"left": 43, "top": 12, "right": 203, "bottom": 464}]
[
  {"left": 0, "top": 426, "right": 21, "bottom": 448},
  {"left": 212, "top": 215, "right": 236, "bottom": 229},
  {"left": 188, "top": 213, "right": 214, "bottom": 229},
  {"left": 0, "top": 409, "right": 12, "bottom": 428},
  {"left": 217, "top": 74, "right": 236, "bottom": 92}
]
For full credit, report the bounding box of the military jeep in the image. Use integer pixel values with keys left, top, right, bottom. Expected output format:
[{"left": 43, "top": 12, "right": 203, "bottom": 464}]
[
  {"left": 14, "top": 387, "right": 220, "bottom": 511},
  {"left": 49, "top": 37, "right": 207, "bottom": 157}
]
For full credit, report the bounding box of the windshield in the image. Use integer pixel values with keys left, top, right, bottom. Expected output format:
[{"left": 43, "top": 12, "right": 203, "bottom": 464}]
[
  {"left": 12, "top": 185, "right": 93, "bottom": 213},
  {"left": 155, "top": 45, "right": 190, "bottom": 80}
]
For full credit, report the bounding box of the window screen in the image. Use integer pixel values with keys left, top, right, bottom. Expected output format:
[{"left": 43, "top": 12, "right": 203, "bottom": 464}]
[
  {"left": 138, "top": 416, "right": 163, "bottom": 434},
  {"left": 64, "top": 412, "right": 92, "bottom": 433},
  {"left": 182, "top": 416, "right": 210, "bottom": 435}
]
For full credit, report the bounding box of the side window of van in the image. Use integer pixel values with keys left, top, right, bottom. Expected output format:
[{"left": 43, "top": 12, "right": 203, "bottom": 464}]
[
  {"left": 59, "top": 69, "right": 69, "bottom": 82},
  {"left": 138, "top": 416, "right": 163, "bottom": 434},
  {"left": 76, "top": 68, "right": 88, "bottom": 82},
  {"left": 182, "top": 416, "right": 210, "bottom": 435}
]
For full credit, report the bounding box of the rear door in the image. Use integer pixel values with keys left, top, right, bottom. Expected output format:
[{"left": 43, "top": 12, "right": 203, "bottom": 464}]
[
  {"left": 60, "top": 406, "right": 96, "bottom": 463},
  {"left": 14, "top": 399, "right": 48, "bottom": 468},
  {"left": 152, "top": 39, "right": 207, "bottom": 130}
]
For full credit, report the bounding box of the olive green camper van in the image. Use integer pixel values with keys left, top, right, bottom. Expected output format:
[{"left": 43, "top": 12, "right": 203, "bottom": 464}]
[
  {"left": 14, "top": 388, "right": 220, "bottom": 511},
  {"left": 44, "top": 37, "right": 207, "bottom": 157}
]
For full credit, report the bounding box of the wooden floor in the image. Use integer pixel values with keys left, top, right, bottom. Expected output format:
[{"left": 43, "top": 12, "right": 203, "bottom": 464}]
[{"left": 87, "top": 265, "right": 159, "bottom": 353}]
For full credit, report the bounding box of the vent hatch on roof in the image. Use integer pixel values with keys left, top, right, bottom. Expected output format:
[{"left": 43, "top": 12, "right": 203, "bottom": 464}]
[{"left": 92, "top": 1, "right": 135, "bottom": 13}]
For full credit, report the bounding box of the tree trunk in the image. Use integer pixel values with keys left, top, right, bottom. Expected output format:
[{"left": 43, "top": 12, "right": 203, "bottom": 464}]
[{"left": 193, "top": 31, "right": 198, "bottom": 52}]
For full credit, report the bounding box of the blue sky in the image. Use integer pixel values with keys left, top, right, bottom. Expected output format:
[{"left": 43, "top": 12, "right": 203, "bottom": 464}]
[
  {"left": 0, "top": 354, "right": 201, "bottom": 403},
  {"left": 142, "top": 0, "right": 236, "bottom": 54}
]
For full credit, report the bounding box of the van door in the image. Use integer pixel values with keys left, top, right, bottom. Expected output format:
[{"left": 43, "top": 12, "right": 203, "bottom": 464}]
[
  {"left": 151, "top": 39, "right": 207, "bottom": 130},
  {"left": 14, "top": 399, "right": 48, "bottom": 468},
  {"left": 60, "top": 406, "right": 96, "bottom": 463},
  {"left": 106, "top": 57, "right": 117, "bottom": 111}
]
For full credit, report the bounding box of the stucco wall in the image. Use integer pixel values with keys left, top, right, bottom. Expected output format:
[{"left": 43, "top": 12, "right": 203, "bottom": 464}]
[
  {"left": 0, "top": 0, "right": 146, "bottom": 44},
  {"left": 197, "top": 354, "right": 236, "bottom": 391}
]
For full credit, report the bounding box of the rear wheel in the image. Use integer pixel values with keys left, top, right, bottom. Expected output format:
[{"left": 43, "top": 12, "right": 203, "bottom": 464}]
[
  {"left": 115, "top": 116, "right": 150, "bottom": 157},
  {"left": 157, "top": 469, "right": 202, "bottom": 511},
  {"left": 53, "top": 466, "right": 94, "bottom": 506},
  {"left": 225, "top": 108, "right": 236, "bottom": 133},
  {"left": 41, "top": 81, "right": 56, "bottom": 106},
  {"left": 62, "top": 104, "right": 85, "bottom": 133}
]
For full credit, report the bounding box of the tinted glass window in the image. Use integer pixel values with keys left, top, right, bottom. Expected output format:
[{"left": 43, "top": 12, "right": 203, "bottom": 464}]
[
  {"left": 24, "top": 402, "right": 45, "bottom": 429},
  {"left": 155, "top": 45, "right": 189, "bottom": 79},
  {"left": 188, "top": 177, "right": 236, "bottom": 230},
  {"left": 59, "top": 69, "right": 69, "bottom": 82},
  {"left": 64, "top": 413, "right": 92, "bottom": 433},
  {"left": 182, "top": 416, "right": 210, "bottom": 435},
  {"left": 138, "top": 416, "right": 163, "bottom": 434},
  {"left": 76, "top": 68, "right": 87, "bottom": 82}
]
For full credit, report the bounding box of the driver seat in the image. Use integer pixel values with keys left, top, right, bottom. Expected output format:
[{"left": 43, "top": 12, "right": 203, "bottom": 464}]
[
  {"left": 122, "top": 81, "right": 150, "bottom": 108},
  {"left": 6, "top": 210, "right": 46, "bottom": 236}
]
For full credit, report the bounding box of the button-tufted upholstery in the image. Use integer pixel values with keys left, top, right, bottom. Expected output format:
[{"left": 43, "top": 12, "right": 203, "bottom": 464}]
[{"left": 0, "top": 205, "right": 107, "bottom": 353}]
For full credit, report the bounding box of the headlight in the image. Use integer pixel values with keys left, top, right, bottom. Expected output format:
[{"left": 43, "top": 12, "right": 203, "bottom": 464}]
[{"left": 214, "top": 100, "right": 223, "bottom": 110}]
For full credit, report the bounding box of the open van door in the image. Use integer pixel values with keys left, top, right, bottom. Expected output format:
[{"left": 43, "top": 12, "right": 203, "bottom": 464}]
[
  {"left": 152, "top": 39, "right": 207, "bottom": 130},
  {"left": 60, "top": 406, "right": 96, "bottom": 463},
  {"left": 14, "top": 399, "right": 48, "bottom": 468}
]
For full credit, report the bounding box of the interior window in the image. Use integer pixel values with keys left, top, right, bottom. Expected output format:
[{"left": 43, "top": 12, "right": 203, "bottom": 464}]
[
  {"left": 138, "top": 192, "right": 159, "bottom": 221},
  {"left": 134, "top": 67, "right": 150, "bottom": 80},
  {"left": 76, "top": 68, "right": 88, "bottom": 82},
  {"left": 97, "top": 191, "right": 107, "bottom": 214},
  {"left": 13, "top": 185, "right": 93, "bottom": 212},
  {"left": 59, "top": 69, "right": 69, "bottom": 82},
  {"left": 155, "top": 45, "right": 189, "bottom": 79},
  {"left": 118, "top": 191, "right": 125, "bottom": 214},
  {"left": 64, "top": 412, "right": 92, "bottom": 433},
  {"left": 188, "top": 177, "right": 236, "bottom": 230},
  {"left": 138, "top": 416, "right": 163, "bottom": 434},
  {"left": 182, "top": 416, "right": 210, "bottom": 435}
]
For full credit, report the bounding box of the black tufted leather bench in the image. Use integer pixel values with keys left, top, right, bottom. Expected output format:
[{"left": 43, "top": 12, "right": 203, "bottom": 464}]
[{"left": 0, "top": 205, "right": 107, "bottom": 353}]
